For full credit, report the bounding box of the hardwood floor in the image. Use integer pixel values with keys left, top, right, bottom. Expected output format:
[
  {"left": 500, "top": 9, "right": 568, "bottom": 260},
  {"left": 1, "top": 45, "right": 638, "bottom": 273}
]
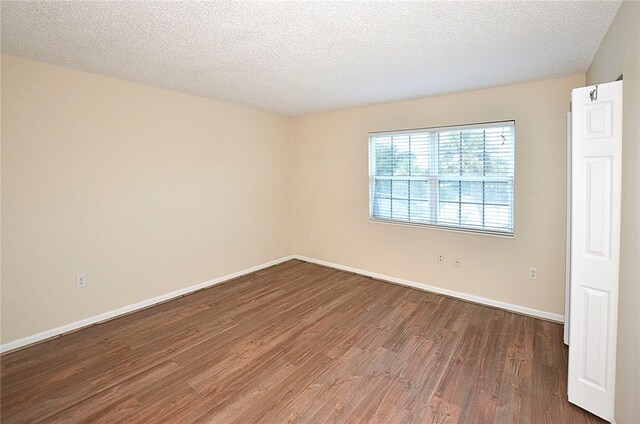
[{"left": 1, "top": 259, "right": 604, "bottom": 423}]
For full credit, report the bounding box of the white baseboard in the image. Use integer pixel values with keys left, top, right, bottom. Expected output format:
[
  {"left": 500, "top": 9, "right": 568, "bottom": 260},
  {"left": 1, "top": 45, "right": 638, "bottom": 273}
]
[
  {"left": 1, "top": 253, "right": 564, "bottom": 354},
  {"left": 293, "top": 255, "right": 565, "bottom": 323},
  {"left": 0, "top": 255, "right": 295, "bottom": 354}
]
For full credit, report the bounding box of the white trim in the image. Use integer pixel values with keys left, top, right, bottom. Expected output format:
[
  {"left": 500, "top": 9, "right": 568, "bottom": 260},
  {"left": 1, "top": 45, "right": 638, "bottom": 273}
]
[
  {"left": 293, "top": 255, "right": 564, "bottom": 323},
  {"left": 0, "top": 255, "right": 295, "bottom": 354},
  {"left": 1, "top": 253, "right": 563, "bottom": 354}
]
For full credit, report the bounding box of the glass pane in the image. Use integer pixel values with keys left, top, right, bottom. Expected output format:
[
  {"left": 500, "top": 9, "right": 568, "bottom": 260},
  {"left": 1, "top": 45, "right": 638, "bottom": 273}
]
[
  {"left": 460, "top": 129, "right": 486, "bottom": 177},
  {"left": 392, "top": 180, "right": 409, "bottom": 199},
  {"left": 409, "top": 180, "right": 428, "bottom": 200},
  {"left": 461, "top": 203, "right": 483, "bottom": 227},
  {"left": 409, "top": 200, "right": 429, "bottom": 222},
  {"left": 439, "top": 181, "right": 460, "bottom": 202},
  {"left": 485, "top": 181, "right": 512, "bottom": 204},
  {"left": 484, "top": 127, "right": 514, "bottom": 177},
  {"left": 484, "top": 204, "right": 510, "bottom": 229},
  {"left": 375, "top": 179, "right": 391, "bottom": 198},
  {"left": 438, "top": 127, "right": 515, "bottom": 178},
  {"left": 410, "top": 133, "right": 430, "bottom": 176},
  {"left": 460, "top": 181, "right": 483, "bottom": 204},
  {"left": 392, "top": 199, "right": 409, "bottom": 221},
  {"left": 438, "top": 131, "right": 462, "bottom": 176},
  {"left": 392, "top": 135, "right": 411, "bottom": 176},
  {"left": 373, "top": 197, "right": 391, "bottom": 219},
  {"left": 438, "top": 202, "right": 459, "bottom": 225},
  {"left": 374, "top": 137, "right": 393, "bottom": 176}
]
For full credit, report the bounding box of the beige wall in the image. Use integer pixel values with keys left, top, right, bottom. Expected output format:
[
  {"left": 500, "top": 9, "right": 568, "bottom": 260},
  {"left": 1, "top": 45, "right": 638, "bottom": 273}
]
[
  {"left": 1, "top": 55, "right": 292, "bottom": 344},
  {"left": 291, "top": 75, "right": 585, "bottom": 316},
  {"left": 586, "top": 2, "right": 640, "bottom": 423}
]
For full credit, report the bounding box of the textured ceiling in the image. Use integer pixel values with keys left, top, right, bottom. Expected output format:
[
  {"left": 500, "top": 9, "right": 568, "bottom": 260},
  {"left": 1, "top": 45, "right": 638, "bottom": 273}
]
[{"left": 1, "top": 1, "right": 621, "bottom": 116}]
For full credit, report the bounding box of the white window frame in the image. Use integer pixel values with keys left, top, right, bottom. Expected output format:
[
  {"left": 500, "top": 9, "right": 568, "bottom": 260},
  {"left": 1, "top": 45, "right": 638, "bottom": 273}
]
[{"left": 368, "top": 121, "right": 515, "bottom": 237}]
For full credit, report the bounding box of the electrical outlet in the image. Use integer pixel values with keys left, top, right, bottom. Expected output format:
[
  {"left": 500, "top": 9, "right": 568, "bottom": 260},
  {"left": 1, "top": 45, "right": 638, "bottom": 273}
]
[
  {"left": 529, "top": 267, "right": 538, "bottom": 280},
  {"left": 76, "top": 274, "right": 87, "bottom": 288},
  {"left": 454, "top": 257, "right": 462, "bottom": 268},
  {"left": 308, "top": 232, "right": 313, "bottom": 240},
  {"left": 437, "top": 254, "right": 444, "bottom": 264}
]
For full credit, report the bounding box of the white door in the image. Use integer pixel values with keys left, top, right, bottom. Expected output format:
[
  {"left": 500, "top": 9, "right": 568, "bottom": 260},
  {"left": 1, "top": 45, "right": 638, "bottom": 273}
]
[{"left": 568, "top": 80, "right": 622, "bottom": 422}]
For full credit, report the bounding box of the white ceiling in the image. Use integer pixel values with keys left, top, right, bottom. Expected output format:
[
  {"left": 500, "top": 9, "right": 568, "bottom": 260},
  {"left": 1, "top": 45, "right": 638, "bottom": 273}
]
[{"left": 1, "top": 1, "right": 621, "bottom": 116}]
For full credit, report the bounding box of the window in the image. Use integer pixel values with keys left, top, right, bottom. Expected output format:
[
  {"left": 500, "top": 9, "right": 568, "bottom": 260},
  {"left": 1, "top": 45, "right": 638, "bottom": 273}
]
[{"left": 369, "top": 121, "right": 515, "bottom": 235}]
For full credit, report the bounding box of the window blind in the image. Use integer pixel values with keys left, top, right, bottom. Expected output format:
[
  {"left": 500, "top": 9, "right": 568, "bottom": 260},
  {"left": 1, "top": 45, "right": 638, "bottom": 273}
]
[{"left": 369, "top": 121, "right": 515, "bottom": 235}]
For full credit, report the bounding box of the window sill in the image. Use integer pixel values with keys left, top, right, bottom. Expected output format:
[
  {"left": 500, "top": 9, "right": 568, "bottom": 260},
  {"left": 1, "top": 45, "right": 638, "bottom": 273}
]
[{"left": 369, "top": 218, "right": 514, "bottom": 238}]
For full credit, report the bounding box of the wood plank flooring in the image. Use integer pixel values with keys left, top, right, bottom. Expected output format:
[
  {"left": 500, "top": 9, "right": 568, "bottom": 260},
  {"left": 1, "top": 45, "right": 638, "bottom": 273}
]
[{"left": 1, "top": 259, "right": 604, "bottom": 423}]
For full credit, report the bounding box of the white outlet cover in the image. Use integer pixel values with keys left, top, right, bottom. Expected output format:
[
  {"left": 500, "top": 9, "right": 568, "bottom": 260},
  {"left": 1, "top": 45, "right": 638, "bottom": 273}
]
[{"left": 76, "top": 274, "right": 87, "bottom": 288}]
